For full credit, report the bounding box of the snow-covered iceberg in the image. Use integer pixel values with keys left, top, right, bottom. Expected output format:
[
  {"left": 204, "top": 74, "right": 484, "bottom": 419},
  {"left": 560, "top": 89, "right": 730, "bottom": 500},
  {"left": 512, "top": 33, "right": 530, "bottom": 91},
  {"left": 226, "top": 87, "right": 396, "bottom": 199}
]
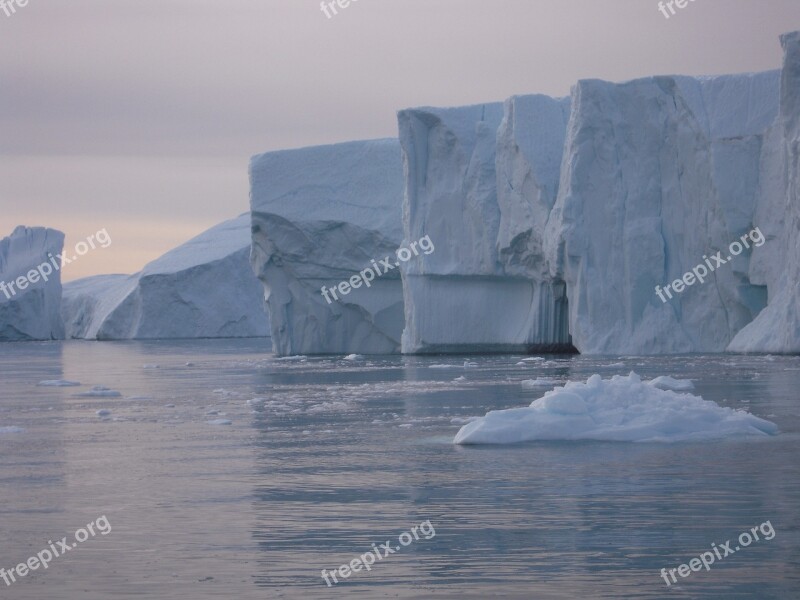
[
  {"left": 398, "top": 99, "right": 574, "bottom": 353},
  {"left": 249, "top": 139, "right": 404, "bottom": 356},
  {"left": 0, "top": 226, "right": 65, "bottom": 341},
  {"left": 62, "top": 215, "right": 270, "bottom": 340},
  {"left": 454, "top": 372, "right": 778, "bottom": 444},
  {"left": 728, "top": 32, "right": 800, "bottom": 353}
]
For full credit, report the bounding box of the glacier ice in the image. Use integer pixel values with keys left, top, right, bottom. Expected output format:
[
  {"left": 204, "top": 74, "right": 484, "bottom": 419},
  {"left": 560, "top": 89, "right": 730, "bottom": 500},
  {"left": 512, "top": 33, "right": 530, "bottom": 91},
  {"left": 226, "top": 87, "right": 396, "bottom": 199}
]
[
  {"left": 62, "top": 215, "right": 270, "bottom": 340},
  {"left": 728, "top": 32, "right": 800, "bottom": 353},
  {"left": 249, "top": 139, "right": 405, "bottom": 356},
  {"left": 398, "top": 99, "right": 575, "bottom": 353},
  {"left": 454, "top": 372, "right": 778, "bottom": 445},
  {"left": 544, "top": 70, "right": 780, "bottom": 354},
  {"left": 0, "top": 226, "right": 65, "bottom": 341}
]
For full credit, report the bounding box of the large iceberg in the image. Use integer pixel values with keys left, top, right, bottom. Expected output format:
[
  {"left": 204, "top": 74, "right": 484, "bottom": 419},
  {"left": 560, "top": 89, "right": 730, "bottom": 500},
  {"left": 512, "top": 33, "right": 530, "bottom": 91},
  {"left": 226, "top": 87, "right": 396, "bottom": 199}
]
[
  {"left": 454, "top": 372, "right": 778, "bottom": 444},
  {"left": 728, "top": 32, "right": 800, "bottom": 353},
  {"left": 62, "top": 215, "right": 270, "bottom": 340},
  {"left": 249, "top": 139, "right": 405, "bottom": 356},
  {"left": 0, "top": 226, "right": 65, "bottom": 341},
  {"left": 544, "top": 70, "right": 780, "bottom": 354},
  {"left": 398, "top": 99, "right": 574, "bottom": 353}
]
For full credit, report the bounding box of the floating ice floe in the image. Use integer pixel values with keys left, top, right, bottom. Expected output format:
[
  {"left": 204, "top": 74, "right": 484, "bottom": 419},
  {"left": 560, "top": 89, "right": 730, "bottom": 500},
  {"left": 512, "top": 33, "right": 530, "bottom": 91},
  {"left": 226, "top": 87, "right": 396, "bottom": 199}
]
[
  {"left": 37, "top": 380, "right": 81, "bottom": 387},
  {"left": 207, "top": 419, "right": 232, "bottom": 426},
  {"left": 521, "top": 378, "right": 561, "bottom": 390},
  {"left": 647, "top": 376, "right": 695, "bottom": 392},
  {"left": 454, "top": 372, "right": 778, "bottom": 445},
  {"left": 96, "top": 409, "right": 112, "bottom": 417},
  {"left": 73, "top": 386, "right": 123, "bottom": 398},
  {"left": 0, "top": 426, "right": 25, "bottom": 434},
  {"left": 343, "top": 354, "right": 365, "bottom": 361}
]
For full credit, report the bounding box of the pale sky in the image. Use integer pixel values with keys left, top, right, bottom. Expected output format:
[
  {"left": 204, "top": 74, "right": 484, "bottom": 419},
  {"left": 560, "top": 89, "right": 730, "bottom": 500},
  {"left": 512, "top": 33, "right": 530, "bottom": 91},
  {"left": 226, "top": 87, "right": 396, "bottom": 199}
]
[{"left": 1, "top": 0, "right": 798, "bottom": 281}]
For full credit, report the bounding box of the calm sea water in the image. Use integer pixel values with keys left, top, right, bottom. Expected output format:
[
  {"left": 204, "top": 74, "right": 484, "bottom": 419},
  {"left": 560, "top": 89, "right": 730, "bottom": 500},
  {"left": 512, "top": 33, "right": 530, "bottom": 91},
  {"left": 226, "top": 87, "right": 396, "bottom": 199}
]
[{"left": 0, "top": 340, "right": 798, "bottom": 599}]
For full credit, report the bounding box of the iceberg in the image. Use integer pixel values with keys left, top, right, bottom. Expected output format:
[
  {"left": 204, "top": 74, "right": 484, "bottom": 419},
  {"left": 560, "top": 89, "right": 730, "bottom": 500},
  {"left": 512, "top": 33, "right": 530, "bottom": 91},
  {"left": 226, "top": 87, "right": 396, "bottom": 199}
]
[
  {"left": 62, "top": 215, "right": 270, "bottom": 340},
  {"left": 454, "top": 372, "right": 778, "bottom": 445},
  {"left": 0, "top": 226, "right": 65, "bottom": 341},
  {"left": 544, "top": 70, "right": 780, "bottom": 354},
  {"left": 249, "top": 139, "right": 405, "bottom": 356},
  {"left": 398, "top": 99, "right": 574, "bottom": 353},
  {"left": 728, "top": 32, "right": 800, "bottom": 353}
]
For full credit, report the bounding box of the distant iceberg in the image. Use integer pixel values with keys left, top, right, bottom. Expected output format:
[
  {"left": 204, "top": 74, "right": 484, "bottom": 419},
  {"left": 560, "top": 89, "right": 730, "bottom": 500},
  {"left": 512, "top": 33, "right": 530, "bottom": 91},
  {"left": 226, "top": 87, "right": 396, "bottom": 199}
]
[
  {"left": 62, "top": 215, "right": 270, "bottom": 340},
  {"left": 0, "top": 226, "right": 65, "bottom": 341},
  {"left": 250, "top": 139, "right": 405, "bottom": 355},
  {"left": 454, "top": 372, "right": 778, "bottom": 445}
]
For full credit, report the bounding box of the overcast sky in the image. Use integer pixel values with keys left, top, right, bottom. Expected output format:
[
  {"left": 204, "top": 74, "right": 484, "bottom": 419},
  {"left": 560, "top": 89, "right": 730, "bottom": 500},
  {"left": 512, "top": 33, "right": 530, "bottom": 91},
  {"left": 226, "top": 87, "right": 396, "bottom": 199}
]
[{"left": 1, "top": 0, "right": 798, "bottom": 281}]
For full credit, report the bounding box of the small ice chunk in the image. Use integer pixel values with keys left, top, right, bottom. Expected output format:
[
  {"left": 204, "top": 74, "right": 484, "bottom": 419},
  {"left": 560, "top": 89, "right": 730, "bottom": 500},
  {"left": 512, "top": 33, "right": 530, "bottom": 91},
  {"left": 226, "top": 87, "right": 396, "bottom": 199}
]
[
  {"left": 521, "top": 378, "right": 561, "bottom": 390},
  {"left": 73, "top": 386, "right": 122, "bottom": 398},
  {"left": 464, "top": 361, "right": 478, "bottom": 368},
  {"left": 276, "top": 355, "right": 307, "bottom": 361},
  {"left": 207, "top": 419, "right": 232, "bottom": 425},
  {"left": 0, "top": 426, "right": 25, "bottom": 434},
  {"left": 647, "top": 376, "right": 695, "bottom": 392},
  {"left": 343, "top": 354, "right": 365, "bottom": 361},
  {"left": 428, "top": 364, "right": 454, "bottom": 369},
  {"left": 37, "top": 380, "right": 81, "bottom": 387},
  {"left": 96, "top": 409, "right": 112, "bottom": 417},
  {"left": 454, "top": 376, "right": 467, "bottom": 382}
]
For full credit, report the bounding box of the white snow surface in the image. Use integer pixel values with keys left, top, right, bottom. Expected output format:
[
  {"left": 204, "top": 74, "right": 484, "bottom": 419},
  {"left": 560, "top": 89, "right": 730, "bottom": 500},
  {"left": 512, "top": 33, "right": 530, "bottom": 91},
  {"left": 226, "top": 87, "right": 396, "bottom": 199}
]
[
  {"left": 454, "top": 372, "right": 778, "bottom": 445},
  {"left": 0, "top": 226, "right": 65, "bottom": 341},
  {"left": 62, "top": 215, "right": 270, "bottom": 340},
  {"left": 250, "top": 139, "right": 405, "bottom": 356}
]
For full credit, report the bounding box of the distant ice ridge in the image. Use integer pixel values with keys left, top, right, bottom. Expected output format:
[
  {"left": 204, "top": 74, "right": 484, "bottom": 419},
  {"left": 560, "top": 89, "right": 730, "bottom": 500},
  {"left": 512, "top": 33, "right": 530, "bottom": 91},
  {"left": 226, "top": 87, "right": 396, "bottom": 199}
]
[
  {"left": 454, "top": 372, "right": 778, "bottom": 445},
  {"left": 62, "top": 215, "right": 270, "bottom": 340},
  {"left": 0, "top": 226, "right": 65, "bottom": 341},
  {"left": 728, "top": 32, "right": 800, "bottom": 353},
  {"left": 249, "top": 139, "right": 405, "bottom": 356}
]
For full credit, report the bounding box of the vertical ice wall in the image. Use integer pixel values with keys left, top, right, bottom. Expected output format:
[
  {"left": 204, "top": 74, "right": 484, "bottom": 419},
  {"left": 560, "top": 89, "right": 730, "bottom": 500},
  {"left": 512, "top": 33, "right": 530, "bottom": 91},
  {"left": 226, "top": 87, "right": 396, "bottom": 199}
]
[
  {"left": 544, "top": 70, "right": 779, "bottom": 354},
  {"left": 728, "top": 31, "right": 800, "bottom": 352},
  {"left": 249, "top": 139, "right": 405, "bottom": 355},
  {"left": 0, "top": 226, "right": 65, "bottom": 341},
  {"left": 398, "top": 99, "right": 575, "bottom": 353}
]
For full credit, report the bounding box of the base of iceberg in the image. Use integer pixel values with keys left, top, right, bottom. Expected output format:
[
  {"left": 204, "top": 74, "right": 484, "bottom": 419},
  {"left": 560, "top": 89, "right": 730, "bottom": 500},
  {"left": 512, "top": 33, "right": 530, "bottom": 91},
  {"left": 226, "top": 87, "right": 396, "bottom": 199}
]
[{"left": 454, "top": 372, "right": 778, "bottom": 444}]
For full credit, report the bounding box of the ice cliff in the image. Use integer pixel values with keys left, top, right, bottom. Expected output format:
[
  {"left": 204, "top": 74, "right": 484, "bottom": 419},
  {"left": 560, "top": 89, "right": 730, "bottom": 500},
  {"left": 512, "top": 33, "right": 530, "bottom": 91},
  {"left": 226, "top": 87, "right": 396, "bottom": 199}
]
[
  {"left": 62, "top": 215, "right": 270, "bottom": 340},
  {"left": 249, "top": 139, "right": 405, "bottom": 355},
  {"left": 728, "top": 32, "right": 800, "bottom": 353},
  {"left": 0, "top": 226, "right": 65, "bottom": 341},
  {"left": 545, "top": 70, "right": 780, "bottom": 353},
  {"left": 398, "top": 98, "right": 574, "bottom": 353}
]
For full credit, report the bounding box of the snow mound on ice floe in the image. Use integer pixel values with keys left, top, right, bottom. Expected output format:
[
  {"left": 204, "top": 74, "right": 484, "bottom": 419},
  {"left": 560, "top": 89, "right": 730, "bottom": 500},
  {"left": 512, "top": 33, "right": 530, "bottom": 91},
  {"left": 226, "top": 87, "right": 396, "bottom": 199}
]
[
  {"left": 647, "top": 376, "right": 695, "bottom": 391},
  {"left": 454, "top": 372, "right": 777, "bottom": 445}
]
